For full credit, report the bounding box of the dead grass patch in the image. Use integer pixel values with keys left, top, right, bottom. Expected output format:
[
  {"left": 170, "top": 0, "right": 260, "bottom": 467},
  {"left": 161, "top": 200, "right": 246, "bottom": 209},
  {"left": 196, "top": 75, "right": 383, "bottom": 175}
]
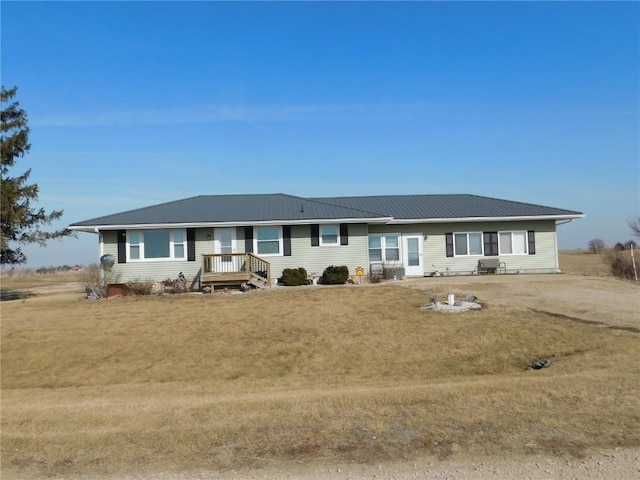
[
  {"left": 1, "top": 281, "right": 639, "bottom": 478},
  {"left": 558, "top": 250, "right": 610, "bottom": 276}
]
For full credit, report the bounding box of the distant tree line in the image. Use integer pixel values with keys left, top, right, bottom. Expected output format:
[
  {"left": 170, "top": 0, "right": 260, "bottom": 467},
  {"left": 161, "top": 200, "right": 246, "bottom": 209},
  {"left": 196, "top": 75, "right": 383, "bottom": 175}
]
[
  {"left": 35, "top": 265, "right": 83, "bottom": 274},
  {"left": 591, "top": 238, "right": 638, "bottom": 253}
]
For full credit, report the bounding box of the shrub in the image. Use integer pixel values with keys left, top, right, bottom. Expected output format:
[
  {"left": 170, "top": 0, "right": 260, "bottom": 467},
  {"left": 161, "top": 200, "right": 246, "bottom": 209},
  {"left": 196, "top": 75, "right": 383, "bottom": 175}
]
[
  {"left": 603, "top": 249, "right": 639, "bottom": 280},
  {"left": 320, "top": 265, "right": 349, "bottom": 285},
  {"left": 125, "top": 281, "right": 154, "bottom": 296},
  {"left": 80, "top": 264, "right": 121, "bottom": 299},
  {"left": 369, "top": 273, "right": 384, "bottom": 284},
  {"left": 281, "top": 267, "right": 309, "bottom": 286},
  {"left": 383, "top": 262, "right": 403, "bottom": 280}
]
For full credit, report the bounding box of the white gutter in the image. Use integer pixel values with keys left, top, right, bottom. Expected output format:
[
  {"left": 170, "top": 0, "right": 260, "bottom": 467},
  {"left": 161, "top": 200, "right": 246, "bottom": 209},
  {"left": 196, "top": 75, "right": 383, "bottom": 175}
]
[
  {"left": 388, "top": 214, "right": 585, "bottom": 224},
  {"left": 555, "top": 218, "right": 575, "bottom": 226},
  {"left": 70, "top": 213, "right": 584, "bottom": 232}
]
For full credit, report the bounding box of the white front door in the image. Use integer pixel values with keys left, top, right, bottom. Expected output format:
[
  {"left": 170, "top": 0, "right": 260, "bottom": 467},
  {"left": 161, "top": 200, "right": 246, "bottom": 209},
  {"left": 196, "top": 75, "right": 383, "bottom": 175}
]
[
  {"left": 214, "top": 228, "right": 238, "bottom": 272},
  {"left": 214, "top": 228, "right": 236, "bottom": 254},
  {"left": 403, "top": 234, "right": 424, "bottom": 277}
]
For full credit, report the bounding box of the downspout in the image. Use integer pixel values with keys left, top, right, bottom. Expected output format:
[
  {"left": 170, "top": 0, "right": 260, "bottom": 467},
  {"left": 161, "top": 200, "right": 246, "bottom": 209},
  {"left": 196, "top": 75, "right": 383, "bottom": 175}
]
[
  {"left": 554, "top": 219, "right": 574, "bottom": 271},
  {"left": 95, "top": 228, "right": 103, "bottom": 257},
  {"left": 95, "top": 228, "right": 103, "bottom": 282}
]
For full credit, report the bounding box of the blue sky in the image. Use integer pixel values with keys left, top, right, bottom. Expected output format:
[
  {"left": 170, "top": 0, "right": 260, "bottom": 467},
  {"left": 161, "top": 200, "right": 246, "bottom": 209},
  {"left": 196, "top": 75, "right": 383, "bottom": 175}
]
[{"left": 2, "top": 1, "right": 638, "bottom": 267}]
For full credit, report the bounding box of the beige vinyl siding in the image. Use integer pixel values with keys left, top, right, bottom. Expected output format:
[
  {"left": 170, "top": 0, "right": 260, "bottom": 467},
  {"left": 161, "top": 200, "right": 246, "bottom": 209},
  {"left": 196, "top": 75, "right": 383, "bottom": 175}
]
[
  {"left": 101, "top": 228, "right": 215, "bottom": 283},
  {"left": 423, "top": 220, "right": 558, "bottom": 275},
  {"left": 100, "top": 220, "right": 559, "bottom": 285},
  {"left": 263, "top": 224, "right": 368, "bottom": 281},
  {"left": 102, "top": 225, "right": 368, "bottom": 284}
]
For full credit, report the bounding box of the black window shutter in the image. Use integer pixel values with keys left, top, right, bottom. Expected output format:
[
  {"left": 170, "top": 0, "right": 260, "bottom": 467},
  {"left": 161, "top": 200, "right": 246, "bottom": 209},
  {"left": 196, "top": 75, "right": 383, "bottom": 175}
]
[
  {"left": 283, "top": 226, "right": 292, "bottom": 256},
  {"left": 187, "top": 228, "right": 196, "bottom": 261},
  {"left": 117, "top": 230, "right": 127, "bottom": 263},
  {"left": 311, "top": 224, "right": 319, "bottom": 247},
  {"left": 483, "top": 232, "right": 498, "bottom": 256},
  {"left": 244, "top": 226, "right": 253, "bottom": 253},
  {"left": 340, "top": 224, "right": 349, "bottom": 245},
  {"left": 528, "top": 230, "right": 536, "bottom": 255},
  {"left": 445, "top": 233, "right": 454, "bottom": 257}
]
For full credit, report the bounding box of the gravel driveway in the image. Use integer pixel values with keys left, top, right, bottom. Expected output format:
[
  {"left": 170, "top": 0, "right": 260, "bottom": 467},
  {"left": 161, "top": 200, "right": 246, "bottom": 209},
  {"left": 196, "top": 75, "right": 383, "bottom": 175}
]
[{"left": 96, "top": 447, "right": 640, "bottom": 480}]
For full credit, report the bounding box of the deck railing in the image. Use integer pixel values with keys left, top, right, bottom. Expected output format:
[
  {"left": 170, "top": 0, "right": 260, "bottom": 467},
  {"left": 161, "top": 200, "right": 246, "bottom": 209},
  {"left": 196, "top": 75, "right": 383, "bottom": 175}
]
[{"left": 201, "top": 253, "right": 270, "bottom": 283}]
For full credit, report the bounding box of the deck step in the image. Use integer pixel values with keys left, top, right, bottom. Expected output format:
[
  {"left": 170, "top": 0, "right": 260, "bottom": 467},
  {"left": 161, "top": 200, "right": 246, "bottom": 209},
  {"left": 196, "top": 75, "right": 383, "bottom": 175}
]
[{"left": 247, "top": 274, "right": 268, "bottom": 289}]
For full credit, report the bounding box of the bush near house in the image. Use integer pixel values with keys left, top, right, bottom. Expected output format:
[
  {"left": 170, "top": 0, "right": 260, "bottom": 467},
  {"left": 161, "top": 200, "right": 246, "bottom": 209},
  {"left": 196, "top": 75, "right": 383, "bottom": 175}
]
[
  {"left": 124, "top": 281, "right": 154, "bottom": 296},
  {"left": 603, "top": 249, "right": 639, "bottom": 280},
  {"left": 320, "top": 265, "right": 349, "bottom": 285},
  {"left": 281, "top": 267, "right": 309, "bottom": 286}
]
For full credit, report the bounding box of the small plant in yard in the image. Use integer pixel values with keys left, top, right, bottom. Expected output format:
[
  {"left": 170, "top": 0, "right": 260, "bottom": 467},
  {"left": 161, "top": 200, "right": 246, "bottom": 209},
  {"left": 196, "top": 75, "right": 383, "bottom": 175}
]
[
  {"left": 603, "top": 249, "right": 639, "bottom": 280},
  {"left": 320, "top": 265, "right": 349, "bottom": 285},
  {"left": 368, "top": 273, "right": 384, "bottom": 284},
  {"left": 124, "top": 281, "right": 154, "bottom": 296},
  {"left": 600, "top": 218, "right": 640, "bottom": 280},
  {"left": 80, "top": 264, "right": 120, "bottom": 298},
  {"left": 383, "top": 261, "right": 403, "bottom": 280},
  {"left": 160, "top": 273, "right": 190, "bottom": 294},
  {"left": 281, "top": 267, "right": 309, "bottom": 286}
]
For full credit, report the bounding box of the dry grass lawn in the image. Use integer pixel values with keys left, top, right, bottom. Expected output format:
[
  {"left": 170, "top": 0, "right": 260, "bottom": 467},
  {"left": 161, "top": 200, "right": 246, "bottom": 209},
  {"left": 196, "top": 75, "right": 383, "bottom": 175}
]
[
  {"left": 557, "top": 249, "right": 611, "bottom": 276},
  {"left": 1, "top": 253, "right": 638, "bottom": 479}
]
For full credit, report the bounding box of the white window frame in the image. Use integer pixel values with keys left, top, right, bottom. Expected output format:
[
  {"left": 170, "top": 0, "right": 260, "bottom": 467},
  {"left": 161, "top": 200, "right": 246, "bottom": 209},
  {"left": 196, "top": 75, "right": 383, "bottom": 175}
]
[
  {"left": 453, "top": 232, "right": 484, "bottom": 257},
  {"left": 498, "top": 230, "right": 528, "bottom": 255},
  {"left": 319, "top": 224, "right": 340, "bottom": 246},
  {"left": 127, "top": 229, "right": 187, "bottom": 262},
  {"left": 368, "top": 234, "right": 401, "bottom": 263},
  {"left": 254, "top": 226, "right": 283, "bottom": 256}
]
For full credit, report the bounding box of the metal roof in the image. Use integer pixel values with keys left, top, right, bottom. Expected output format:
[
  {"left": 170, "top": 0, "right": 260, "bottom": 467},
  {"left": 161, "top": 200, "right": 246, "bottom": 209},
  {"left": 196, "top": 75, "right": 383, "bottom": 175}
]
[
  {"left": 70, "top": 193, "right": 389, "bottom": 228},
  {"left": 70, "top": 193, "right": 583, "bottom": 230},
  {"left": 310, "top": 194, "right": 583, "bottom": 220}
]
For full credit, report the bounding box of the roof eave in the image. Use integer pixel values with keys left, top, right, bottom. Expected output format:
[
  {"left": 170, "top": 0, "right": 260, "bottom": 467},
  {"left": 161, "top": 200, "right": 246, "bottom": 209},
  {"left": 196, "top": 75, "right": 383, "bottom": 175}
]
[
  {"left": 388, "top": 214, "right": 585, "bottom": 224},
  {"left": 69, "top": 216, "right": 393, "bottom": 231},
  {"left": 70, "top": 213, "right": 584, "bottom": 232}
]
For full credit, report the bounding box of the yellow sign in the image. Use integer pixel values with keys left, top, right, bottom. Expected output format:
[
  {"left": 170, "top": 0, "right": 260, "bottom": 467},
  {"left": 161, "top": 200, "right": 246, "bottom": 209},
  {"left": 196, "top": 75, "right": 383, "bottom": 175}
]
[{"left": 355, "top": 266, "right": 365, "bottom": 276}]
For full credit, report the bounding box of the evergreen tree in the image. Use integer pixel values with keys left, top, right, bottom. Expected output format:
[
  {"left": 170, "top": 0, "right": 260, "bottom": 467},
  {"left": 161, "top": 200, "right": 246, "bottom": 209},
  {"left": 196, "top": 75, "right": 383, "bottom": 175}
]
[{"left": 1, "top": 86, "right": 73, "bottom": 264}]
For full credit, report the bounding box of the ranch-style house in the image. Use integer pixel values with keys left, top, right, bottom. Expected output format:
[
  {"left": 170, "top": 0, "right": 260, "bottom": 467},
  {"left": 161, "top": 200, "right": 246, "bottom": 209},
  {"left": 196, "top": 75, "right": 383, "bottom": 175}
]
[{"left": 70, "top": 193, "right": 584, "bottom": 288}]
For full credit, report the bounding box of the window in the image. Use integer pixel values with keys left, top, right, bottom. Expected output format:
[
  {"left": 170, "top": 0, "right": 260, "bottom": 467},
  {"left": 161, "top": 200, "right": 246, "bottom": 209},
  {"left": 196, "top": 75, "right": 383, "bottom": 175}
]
[
  {"left": 312, "top": 224, "right": 348, "bottom": 247},
  {"left": 129, "top": 231, "right": 140, "bottom": 260},
  {"left": 127, "top": 230, "right": 186, "bottom": 261},
  {"left": 144, "top": 231, "right": 170, "bottom": 258},
  {"left": 173, "top": 230, "right": 185, "bottom": 258},
  {"left": 320, "top": 224, "right": 339, "bottom": 245},
  {"left": 369, "top": 236, "right": 382, "bottom": 262},
  {"left": 483, "top": 232, "right": 499, "bottom": 256},
  {"left": 499, "top": 231, "right": 528, "bottom": 255},
  {"left": 454, "top": 232, "right": 483, "bottom": 256},
  {"left": 256, "top": 226, "right": 281, "bottom": 255},
  {"left": 385, "top": 235, "right": 400, "bottom": 261},
  {"left": 369, "top": 234, "right": 400, "bottom": 262}
]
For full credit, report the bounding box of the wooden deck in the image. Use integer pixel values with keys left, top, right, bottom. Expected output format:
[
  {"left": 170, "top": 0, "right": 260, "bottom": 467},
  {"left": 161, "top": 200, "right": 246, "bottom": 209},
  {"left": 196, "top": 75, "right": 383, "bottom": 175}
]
[{"left": 201, "top": 253, "right": 270, "bottom": 289}]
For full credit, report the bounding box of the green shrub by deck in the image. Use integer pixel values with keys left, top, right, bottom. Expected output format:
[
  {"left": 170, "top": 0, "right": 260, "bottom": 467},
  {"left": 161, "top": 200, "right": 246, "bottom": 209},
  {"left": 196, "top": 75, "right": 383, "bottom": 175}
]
[
  {"left": 281, "top": 267, "right": 309, "bottom": 286},
  {"left": 320, "top": 265, "right": 349, "bottom": 285}
]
